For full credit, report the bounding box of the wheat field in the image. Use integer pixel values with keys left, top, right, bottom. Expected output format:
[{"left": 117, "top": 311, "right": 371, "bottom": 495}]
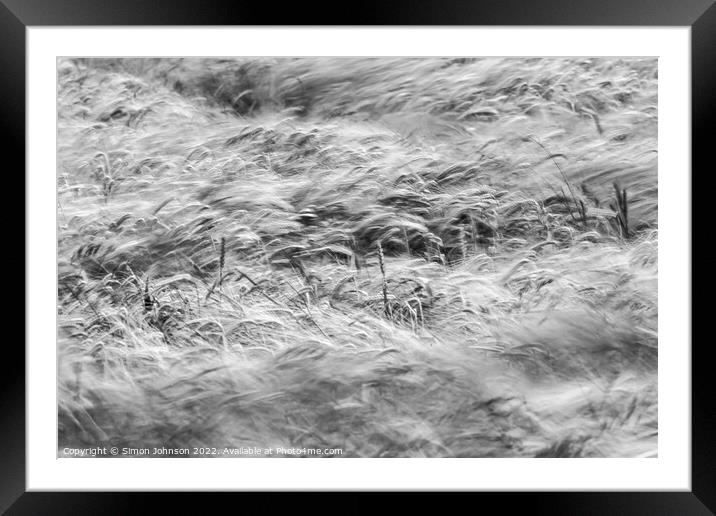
[{"left": 57, "top": 57, "right": 658, "bottom": 458}]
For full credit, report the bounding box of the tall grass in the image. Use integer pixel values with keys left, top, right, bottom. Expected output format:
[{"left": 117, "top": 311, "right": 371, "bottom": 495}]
[{"left": 57, "top": 57, "right": 657, "bottom": 457}]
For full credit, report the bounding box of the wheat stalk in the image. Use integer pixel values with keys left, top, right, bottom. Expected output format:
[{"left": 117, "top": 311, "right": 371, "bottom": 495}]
[
  {"left": 377, "top": 241, "right": 391, "bottom": 318},
  {"left": 459, "top": 226, "right": 467, "bottom": 263},
  {"left": 143, "top": 276, "right": 153, "bottom": 312},
  {"left": 527, "top": 136, "right": 580, "bottom": 223},
  {"left": 218, "top": 237, "right": 226, "bottom": 290},
  {"left": 613, "top": 182, "right": 629, "bottom": 238}
]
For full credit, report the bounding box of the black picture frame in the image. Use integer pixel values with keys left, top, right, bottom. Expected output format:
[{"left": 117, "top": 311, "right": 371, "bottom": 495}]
[{"left": 5, "top": 0, "right": 710, "bottom": 513}]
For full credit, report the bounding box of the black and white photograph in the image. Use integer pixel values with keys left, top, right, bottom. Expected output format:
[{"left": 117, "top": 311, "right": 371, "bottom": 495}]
[{"left": 56, "top": 56, "right": 659, "bottom": 459}]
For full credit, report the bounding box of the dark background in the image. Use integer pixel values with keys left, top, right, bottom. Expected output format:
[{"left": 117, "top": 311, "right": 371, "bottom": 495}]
[
  {"left": 4, "top": 0, "right": 711, "bottom": 513},
  {"left": 0, "top": 0, "right": 714, "bottom": 25}
]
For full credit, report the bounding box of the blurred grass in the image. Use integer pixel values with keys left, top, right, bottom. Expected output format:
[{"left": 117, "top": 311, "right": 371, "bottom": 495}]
[{"left": 57, "top": 57, "right": 657, "bottom": 457}]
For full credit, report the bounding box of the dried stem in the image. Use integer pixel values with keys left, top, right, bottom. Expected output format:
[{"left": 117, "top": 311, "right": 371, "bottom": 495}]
[{"left": 377, "top": 241, "right": 391, "bottom": 318}]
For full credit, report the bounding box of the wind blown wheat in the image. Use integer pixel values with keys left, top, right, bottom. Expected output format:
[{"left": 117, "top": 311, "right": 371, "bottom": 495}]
[{"left": 57, "top": 57, "right": 658, "bottom": 458}]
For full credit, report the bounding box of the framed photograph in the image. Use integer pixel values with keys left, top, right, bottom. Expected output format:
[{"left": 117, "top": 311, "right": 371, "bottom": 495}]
[{"left": 6, "top": 0, "right": 710, "bottom": 511}]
